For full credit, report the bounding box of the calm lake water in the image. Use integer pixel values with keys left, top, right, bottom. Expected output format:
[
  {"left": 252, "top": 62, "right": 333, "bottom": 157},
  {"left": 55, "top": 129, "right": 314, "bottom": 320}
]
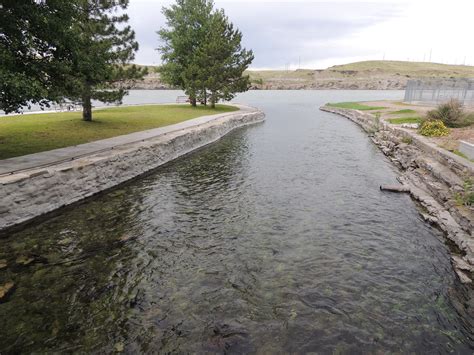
[{"left": 0, "top": 90, "right": 472, "bottom": 353}]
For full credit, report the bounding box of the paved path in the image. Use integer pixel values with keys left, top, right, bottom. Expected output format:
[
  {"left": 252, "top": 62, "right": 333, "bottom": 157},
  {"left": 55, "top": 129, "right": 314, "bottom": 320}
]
[{"left": 0, "top": 104, "right": 253, "bottom": 176}]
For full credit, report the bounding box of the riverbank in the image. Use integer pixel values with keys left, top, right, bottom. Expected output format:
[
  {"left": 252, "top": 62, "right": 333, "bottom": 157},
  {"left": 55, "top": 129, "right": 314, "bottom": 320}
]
[
  {"left": 1, "top": 90, "right": 470, "bottom": 353},
  {"left": 320, "top": 105, "right": 474, "bottom": 284},
  {"left": 0, "top": 105, "right": 264, "bottom": 232},
  {"left": 0, "top": 104, "right": 238, "bottom": 160}
]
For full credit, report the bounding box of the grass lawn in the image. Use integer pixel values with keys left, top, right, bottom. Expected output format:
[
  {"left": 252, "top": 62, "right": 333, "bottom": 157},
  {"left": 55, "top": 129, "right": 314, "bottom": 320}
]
[
  {"left": 389, "top": 109, "right": 417, "bottom": 115},
  {"left": 387, "top": 117, "right": 421, "bottom": 124},
  {"left": 327, "top": 102, "right": 387, "bottom": 110},
  {"left": 0, "top": 104, "right": 238, "bottom": 160}
]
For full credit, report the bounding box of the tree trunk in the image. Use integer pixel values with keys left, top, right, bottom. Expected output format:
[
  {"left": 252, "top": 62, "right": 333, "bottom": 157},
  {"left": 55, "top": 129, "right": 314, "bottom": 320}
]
[
  {"left": 210, "top": 91, "right": 216, "bottom": 108},
  {"left": 203, "top": 89, "right": 207, "bottom": 106},
  {"left": 190, "top": 97, "right": 197, "bottom": 107},
  {"left": 82, "top": 93, "right": 92, "bottom": 121}
]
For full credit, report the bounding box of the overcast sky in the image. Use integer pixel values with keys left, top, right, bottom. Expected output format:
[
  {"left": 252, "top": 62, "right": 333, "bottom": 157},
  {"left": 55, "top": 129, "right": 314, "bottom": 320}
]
[{"left": 128, "top": 0, "right": 474, "bottom": 70}]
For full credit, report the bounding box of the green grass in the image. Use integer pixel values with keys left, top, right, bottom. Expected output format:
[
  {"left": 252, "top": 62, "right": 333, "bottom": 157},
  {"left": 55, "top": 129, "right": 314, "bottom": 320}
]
[
  {"left": 0, "top": 104, "right": 238, "bottom": 160},
  {"left": 387, "top": 117, "right": 421, "bottom": 124},
  {"left": 452, "top": 150, "right": 474, "bottom": 162},
  {"left": 389, "top": 109, "right": 417, "bottom": 115},
  {"left": 327, "top": 102, "right": 387, "bottom": 110},
  {"left": 328, "top": 60, "right": 474, "bottom": 78}
]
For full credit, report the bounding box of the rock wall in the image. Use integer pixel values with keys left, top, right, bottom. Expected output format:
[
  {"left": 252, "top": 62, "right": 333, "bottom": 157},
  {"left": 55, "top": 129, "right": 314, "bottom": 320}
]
[
  {"left": 0, "top": 109, "right": 264, "bottom": 232},
  {"left": 321, "top": 106, "right": 474, "bottom": 284}
]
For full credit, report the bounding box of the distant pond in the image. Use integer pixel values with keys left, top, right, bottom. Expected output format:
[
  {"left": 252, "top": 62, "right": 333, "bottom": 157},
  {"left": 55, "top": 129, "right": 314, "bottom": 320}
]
[{"left": 0, "top": 90, "right": 472, "bottom": 353}]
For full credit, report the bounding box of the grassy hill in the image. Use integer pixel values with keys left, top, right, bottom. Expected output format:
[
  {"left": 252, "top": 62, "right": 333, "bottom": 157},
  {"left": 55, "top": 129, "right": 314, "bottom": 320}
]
[
  {"left": 328, "top": 60, "right": 474, "bottom": 78},
  {"left": 134, "top": 60, "right": 474, "bottom": 90}
]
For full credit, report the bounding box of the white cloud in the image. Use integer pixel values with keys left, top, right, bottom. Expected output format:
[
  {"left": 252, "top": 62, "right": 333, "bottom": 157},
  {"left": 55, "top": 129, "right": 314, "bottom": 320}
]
[{"left": 128, "top": 0, "right": 474, "bottom": 68}]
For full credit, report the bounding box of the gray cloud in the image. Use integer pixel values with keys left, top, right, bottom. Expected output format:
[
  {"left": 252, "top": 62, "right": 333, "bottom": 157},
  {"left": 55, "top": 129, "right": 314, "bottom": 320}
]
[{"left": 128, "top": 0, "right": 404, "bottom": 68}]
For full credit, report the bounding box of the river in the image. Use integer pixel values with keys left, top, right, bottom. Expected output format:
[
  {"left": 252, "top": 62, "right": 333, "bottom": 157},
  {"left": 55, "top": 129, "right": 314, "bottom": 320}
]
[{"left": 0, "top": 90, "right": 472, "bottom": 353}]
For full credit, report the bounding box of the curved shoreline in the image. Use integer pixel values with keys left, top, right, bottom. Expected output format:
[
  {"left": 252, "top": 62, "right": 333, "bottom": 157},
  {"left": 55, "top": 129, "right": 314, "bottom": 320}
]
[
  {"left": 320, "top": 105, "right": 474, "bottom": 284},
  {"left": 0, "top": 105, "right": 265, "bottom": 232}
]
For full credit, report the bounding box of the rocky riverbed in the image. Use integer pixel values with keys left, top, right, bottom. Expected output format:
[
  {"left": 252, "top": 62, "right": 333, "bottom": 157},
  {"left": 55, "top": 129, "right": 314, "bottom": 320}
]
[{"left": 320, "top": 105, "right": 474, "bottom": 284}]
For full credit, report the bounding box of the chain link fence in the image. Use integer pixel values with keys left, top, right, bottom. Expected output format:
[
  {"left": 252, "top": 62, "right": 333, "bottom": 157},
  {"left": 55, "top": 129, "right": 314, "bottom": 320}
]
[{"left": 404, "top": 79, "right": 474, "bottom": 106}]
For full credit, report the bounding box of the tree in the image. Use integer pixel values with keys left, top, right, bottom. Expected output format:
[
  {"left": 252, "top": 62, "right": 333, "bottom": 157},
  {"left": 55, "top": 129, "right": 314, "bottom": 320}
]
[
  {"left": 157, "top": 0, "right": 214, "bottom": 107},
  {"left": 0, "top": 1, "right": 77, "bottom": 113},
  {"left": 63, "top": 0, "right": 146, "bottom": 121},
  {"left": 0, "top": 0, "right": 146, "bottom": 121},
  {"left": 158, "top": 0, "right": 253, "bottom": 108},
  {"left": 197, "top": 10, "right": 253, "bottom": 108}
]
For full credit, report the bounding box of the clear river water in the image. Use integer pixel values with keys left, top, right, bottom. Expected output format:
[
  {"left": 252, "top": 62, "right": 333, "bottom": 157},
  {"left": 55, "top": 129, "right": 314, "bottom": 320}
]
[{"left": 0, "top": 90, "right": 472, "bottom": 353}]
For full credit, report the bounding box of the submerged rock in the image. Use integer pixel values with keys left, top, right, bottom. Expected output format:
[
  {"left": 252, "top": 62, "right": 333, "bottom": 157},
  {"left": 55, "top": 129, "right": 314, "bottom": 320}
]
[
  {"left": 0, "top": 259, "right": 7, "bottom": 270},
  {"left": 16, "top": 255, "right": 35, "bottom": 266},
  {"left": 114, "top": 342, "right": 124, "bottom": 352},
  {"left": 0, "top": 281, "right": 15, "bottom": 302},
  {"left": 321, "top": 105, "right": 474, "bottom": 284}
]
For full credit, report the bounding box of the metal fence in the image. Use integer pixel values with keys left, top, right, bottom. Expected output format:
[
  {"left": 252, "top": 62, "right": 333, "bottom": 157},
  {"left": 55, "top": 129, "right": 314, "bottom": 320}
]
[{"left": 404, "top": 79, "right": 474, "bottom": 106}]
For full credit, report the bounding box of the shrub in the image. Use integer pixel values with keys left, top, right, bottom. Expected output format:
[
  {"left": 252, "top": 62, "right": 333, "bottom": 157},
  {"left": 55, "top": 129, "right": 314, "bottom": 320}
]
[
  {"left": 418, "top": 120, "right": 449, "bottom": 137},
  {"left": 401, "top": 136, "right": 413, "bottom": 144},
  {"left": 462, "top": 112, "right": 474, "bottom": 126},
  {"left": 454, "top": 179, "right": 474, "bottom": 206},
  {"left": 426, "top": 99, "right": 473, "bottom": 127}
]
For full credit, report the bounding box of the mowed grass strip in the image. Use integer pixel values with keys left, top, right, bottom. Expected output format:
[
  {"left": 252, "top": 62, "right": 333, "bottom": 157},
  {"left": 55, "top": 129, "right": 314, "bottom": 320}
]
[
  {"left": 389, "top": 109, "right": 417, "bottom": 115},
  {"left": 327, "top": 102, "right": 386, "bottom": 110},
  {"left": 387, "top": 117, "right": 421, "bottom": 124},
  {"left": 0, "top": 104, "right": 238, "bottom": 160}
]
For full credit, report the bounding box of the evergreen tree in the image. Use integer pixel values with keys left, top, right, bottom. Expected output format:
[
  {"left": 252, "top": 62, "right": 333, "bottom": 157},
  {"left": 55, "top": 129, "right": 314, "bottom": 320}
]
[
  {"left": 0, "top": 0, "right": 77, "bottom": 113},
  {"left": 158, "top": 0, "right": 253, "bottom": 108},
  {"left": 64, "top": 0, "right": 146, "bottom": 121},
  {"left": 158, "top": 0, "right": 214, "bottom": 107},
  {"left": 198, "top": 10, "right": 253, "bottom": 108},
  {"left": 0, "top": 0, "right": 145, "bottom": 121}
]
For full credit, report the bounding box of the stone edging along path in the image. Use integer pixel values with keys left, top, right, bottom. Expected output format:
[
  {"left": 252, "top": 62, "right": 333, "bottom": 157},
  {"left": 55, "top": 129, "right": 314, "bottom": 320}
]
[
  {"left": 0, "top": 104, "right": 265, "bottom": 232},
  {"left": 320, "top": 105, "right": 474, "bottom": 284}
]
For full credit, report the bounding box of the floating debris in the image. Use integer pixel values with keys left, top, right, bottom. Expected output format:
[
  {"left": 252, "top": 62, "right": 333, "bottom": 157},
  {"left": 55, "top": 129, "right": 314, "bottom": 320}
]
[{"left": 380, "top": 184, "right": 411, "bottom": 193}]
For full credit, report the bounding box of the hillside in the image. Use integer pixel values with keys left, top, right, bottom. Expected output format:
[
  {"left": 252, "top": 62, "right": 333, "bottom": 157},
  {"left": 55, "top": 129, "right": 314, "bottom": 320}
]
[{"left": 133, "top": 60, "right": 474, "bottom": 90}]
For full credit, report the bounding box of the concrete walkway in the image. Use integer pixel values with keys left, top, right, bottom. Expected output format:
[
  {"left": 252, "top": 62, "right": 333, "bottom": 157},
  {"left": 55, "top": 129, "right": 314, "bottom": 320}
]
[{"left": 0, "top": 104, "right": 253, "bottom": 176}]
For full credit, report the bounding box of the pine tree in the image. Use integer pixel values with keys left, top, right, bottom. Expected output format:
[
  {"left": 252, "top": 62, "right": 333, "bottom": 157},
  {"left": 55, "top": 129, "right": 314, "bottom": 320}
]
[
  {"left": 198, "top": 10, "right": 254, "bottom": 108},
  {"left": 0, "top": 0, "right": 146, "bottom": 120},
  {"left": 158, "top": 0, "right": 214, "bottom": 107},
  {"left": 0, "top": 1, "right": 77, "bottom": 113},
  {"left": 65, "top": 0, "right": 146, "bottom": 121},
  {"left": 158, "top": 0, "right": 253, "bottom": 108}
]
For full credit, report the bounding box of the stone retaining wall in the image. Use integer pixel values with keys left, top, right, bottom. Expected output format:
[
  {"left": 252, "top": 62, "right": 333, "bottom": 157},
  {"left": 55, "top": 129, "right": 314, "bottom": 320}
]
[
  {"left": 321, "top": 105, "right": 474, "bottom": 284},
  {"left": 460, "top": 141, "right": 474, "bottom": 160},
  {"left": 0, "top": 108, "right": 264, "bottom": 232}
]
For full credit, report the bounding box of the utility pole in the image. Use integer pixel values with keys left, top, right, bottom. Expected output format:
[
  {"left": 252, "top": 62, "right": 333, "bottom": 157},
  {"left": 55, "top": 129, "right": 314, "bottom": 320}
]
[{"left": 429, "top": 48, "right": 432, "bottom": 62}]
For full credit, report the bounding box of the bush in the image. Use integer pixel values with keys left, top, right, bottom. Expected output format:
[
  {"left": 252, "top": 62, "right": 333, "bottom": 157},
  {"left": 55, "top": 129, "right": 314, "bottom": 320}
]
[
  {"left": 454, "top": 179, "right": 474, "bottom": 206},
  {"left": 418, "top": 120, "right": 449, "bottom": 137},
  {"left": 426, "top": 99, "right": 473, "bottom": 127},
  {"left": 462, "top": 112, "right": 474, "bottom": 126},
  {"left": 401, "top": 136, "right": 413, "bottom": 144}
]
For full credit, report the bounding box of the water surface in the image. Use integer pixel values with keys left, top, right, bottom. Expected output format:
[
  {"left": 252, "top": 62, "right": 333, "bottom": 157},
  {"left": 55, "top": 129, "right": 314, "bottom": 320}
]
[{"left": 0, "top": 90, "right": 472, "bottom": 353}]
